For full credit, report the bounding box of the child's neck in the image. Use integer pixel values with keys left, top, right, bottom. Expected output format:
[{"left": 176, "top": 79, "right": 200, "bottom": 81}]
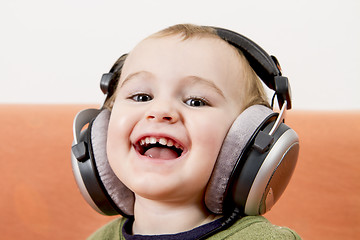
[{"left": 132, "top": 194, "right": 217, "bottom": 235}]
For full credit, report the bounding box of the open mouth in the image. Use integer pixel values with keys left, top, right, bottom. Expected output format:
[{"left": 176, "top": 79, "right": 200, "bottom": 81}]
[{"left": 135, "top": 136, "right": 184, "bottom": 160}]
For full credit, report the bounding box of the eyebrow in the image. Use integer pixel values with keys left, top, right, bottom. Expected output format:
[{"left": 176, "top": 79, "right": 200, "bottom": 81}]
[
  {"left": 185, "top": 76, "right": 225, "bottom": 98},
  {"left": 119, "top": 71, "right": 153, "bottom": 88}
]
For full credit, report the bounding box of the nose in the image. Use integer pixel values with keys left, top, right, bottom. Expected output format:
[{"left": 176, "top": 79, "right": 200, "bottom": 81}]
[{"left": 146, "top": 102, "right": 180, "bottom": 124}]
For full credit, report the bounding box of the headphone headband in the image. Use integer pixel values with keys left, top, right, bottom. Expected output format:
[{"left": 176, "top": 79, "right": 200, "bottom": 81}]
[
  {"left": 214, "top": 27, "right": 280, "bottom": 89},
  {"left": 214, "top": 27, "right": 291, "bottom": 109}
]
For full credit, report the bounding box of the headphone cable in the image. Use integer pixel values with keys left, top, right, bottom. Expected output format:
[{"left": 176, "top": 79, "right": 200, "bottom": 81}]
[
  {"left": 270, "top": 93, "right": 276, "bottom": 109},
  {"left": 196, "top": 208, "right": 241, "bottom": 240}
]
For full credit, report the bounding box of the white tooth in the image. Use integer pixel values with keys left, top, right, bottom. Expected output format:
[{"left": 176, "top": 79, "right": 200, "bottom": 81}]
[
  {"left": 150, "top": 137, "right": 157, "bottom": 144},
  {"left": 175, "top": 143, "right": 183, "bottom": 150},
  {"left": 159, "top": 138, "right": 167, "bottom": 146},
  {"left": 145, "top": 137, "right": 151, "bottom": 144},
  {"left": 140, "top": 139, "right": 145, "bottom": 145},
  {"left": 166, "top": 139, "right": 174, "bottom": 147}
]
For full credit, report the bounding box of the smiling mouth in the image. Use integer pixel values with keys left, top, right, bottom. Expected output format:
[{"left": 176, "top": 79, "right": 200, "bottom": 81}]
[{"left": 135, "top": 136, "right": 184, "bottom": 160}]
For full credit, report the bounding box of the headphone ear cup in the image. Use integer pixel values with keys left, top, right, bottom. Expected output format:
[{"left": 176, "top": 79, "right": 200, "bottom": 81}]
[
  {"left": 205, "top": 105, "right": 299, "bottom": 216},
  {"left": 90, "top": 109, "right": 134, "bottom": 216},
  {"left": 231, "top": 119, "right": 299, "bottom": 216},
  {"left": 205, "top": 105, "right": 275, "bottom": 214},
  {"left": 71, "top": 109, "right": 134, "bottom": 217}
]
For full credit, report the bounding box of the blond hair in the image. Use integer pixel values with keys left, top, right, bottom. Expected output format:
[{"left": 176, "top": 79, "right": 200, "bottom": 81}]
[{"left": 104, "top": 24, "right": 269, "bottom": 110}]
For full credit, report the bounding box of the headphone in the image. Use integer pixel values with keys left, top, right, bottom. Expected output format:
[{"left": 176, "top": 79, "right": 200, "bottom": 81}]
[{"left": 71, "top": 27, "right": 299, "bottom": 219}]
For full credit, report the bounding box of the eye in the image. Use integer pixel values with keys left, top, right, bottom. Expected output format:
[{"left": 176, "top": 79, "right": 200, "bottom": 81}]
[
  {"left": 130, "top": 93, "right": 153, "bottom": 102},
  {"left": 185, "top": 97, "right": 209, "bottom": 107}
]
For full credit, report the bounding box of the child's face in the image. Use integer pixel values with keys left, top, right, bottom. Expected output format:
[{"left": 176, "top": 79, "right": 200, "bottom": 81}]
[{"left": 107, "top": 35, "right": 245, "bottom": 203}]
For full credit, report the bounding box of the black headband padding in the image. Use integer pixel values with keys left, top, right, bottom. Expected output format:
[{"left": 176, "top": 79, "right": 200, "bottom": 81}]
[{"left": 215, "top": 27, "right": 280, "bottom": 91}]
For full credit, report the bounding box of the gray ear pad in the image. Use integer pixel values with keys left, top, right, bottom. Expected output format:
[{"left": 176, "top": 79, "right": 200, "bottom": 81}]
[
  {"left": 91, "top": 109, "right": 134, "bottom": 216},
  {"left": 204, "top": 105, "right": 274, "bottom": 214}
]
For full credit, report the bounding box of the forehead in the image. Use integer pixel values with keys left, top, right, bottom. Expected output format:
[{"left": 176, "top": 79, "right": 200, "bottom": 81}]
[
  {"left": 121, "top": 35, "right": 244, "bottom": 83},
  {"left": 130, "top": 35, "right": 240, "bottom": 59}
]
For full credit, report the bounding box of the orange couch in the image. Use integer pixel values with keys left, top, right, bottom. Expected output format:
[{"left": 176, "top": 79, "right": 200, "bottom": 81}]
[{"left": 1, "top": 104, "right": 359, "bottom": 239}]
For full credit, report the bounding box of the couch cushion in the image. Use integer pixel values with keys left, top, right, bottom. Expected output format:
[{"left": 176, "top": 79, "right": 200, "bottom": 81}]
[{"left": 0, "top": 105, "right": 359, "bottom": 239}]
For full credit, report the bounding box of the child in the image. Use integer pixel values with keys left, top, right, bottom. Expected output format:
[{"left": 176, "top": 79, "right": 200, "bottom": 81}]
[{"left": 73, "top": 24, "right": 301, "bottom": 239}]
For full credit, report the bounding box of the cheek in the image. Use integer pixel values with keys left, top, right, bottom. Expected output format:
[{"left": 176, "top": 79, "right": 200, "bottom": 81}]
[
  {"left": 189, "top": 117, "right": 232, "bottom": 173},
  {"left": 193, "top": 114, "right": 233, "bottom": 151},
  {"left": 189, "top": 109, "right": 240, "bottom": 176},
  {"left": 106, "top": 109, "right": 136, "bottom": 178},
  {"left": 107, "top": 102, "right": 141, "bottom": 150},
  {"left": 107, "top": 114, "right": 131, "bottom": 153}
]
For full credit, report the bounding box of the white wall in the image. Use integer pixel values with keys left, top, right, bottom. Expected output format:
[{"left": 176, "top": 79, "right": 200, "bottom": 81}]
[{"left": 1, "top": 0, "right": 359, "bottom": 110}]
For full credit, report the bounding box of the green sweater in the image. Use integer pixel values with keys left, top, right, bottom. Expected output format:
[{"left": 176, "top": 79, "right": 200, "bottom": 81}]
[{"left": 88, "top": 216, "right": 301, "bottom": 240}]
